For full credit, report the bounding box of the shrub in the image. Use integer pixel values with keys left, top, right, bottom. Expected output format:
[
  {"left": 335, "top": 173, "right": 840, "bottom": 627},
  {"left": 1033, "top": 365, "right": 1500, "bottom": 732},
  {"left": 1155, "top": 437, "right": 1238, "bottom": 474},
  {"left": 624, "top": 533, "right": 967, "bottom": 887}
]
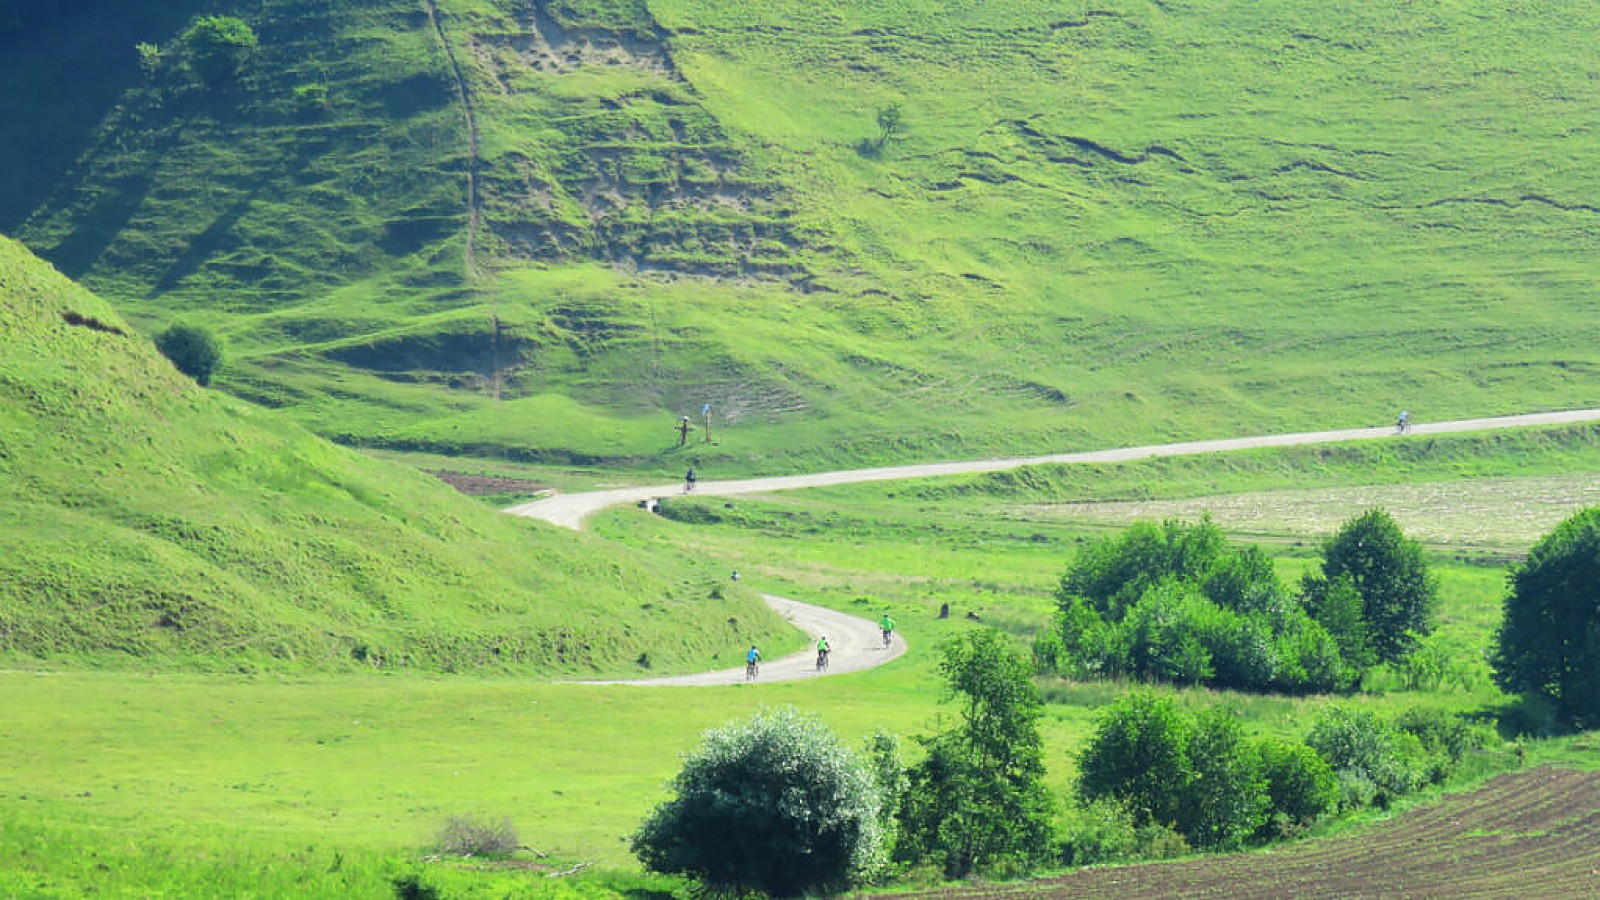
[
  {"left": 1306, "top": 707, "right": 1427, "bottom": 807},
  {"left": 1056, "top": 518, "right": 1358, "bottom": 694},
  {"left": 631, "top": 707, "right": 886, "bottom": 897},
  {"left": 1077, "top": 691, "right": 1193, "bottom": 830},
  {"left": 181, "top": 15, "right": 258, "bottom": 87},
  {"left": 1395, "top": 707, "right": 1488, "bottom": 783},
  {"left": 155, "top": 323, "right": 224, "bottom": 385},
  {"left": 433, "top": 815, "right": 518, "bottom": 857},
  {"left": 1176, "top": 709, "right": 1268, "bottom": 849},
  {"left": 1255, "top": 738, "right": 1339, "bottom": 837}
]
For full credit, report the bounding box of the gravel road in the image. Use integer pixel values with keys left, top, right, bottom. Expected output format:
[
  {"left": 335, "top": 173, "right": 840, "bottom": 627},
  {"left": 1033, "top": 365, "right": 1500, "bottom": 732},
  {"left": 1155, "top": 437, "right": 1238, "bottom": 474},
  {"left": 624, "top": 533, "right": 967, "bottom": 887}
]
[{"left": 507, "top": 409, "right": 1600, "bottom": 529}]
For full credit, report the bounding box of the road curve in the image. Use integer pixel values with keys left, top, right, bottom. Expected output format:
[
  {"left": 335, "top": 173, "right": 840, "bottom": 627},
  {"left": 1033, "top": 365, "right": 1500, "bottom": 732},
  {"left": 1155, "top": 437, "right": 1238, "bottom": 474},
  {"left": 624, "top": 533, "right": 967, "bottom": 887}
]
[
  {"left": 507, "top": 408, "right": 1600, "bottom": 529},
  {"left": 576, "top": 594, "right": 906, "bottom": 686}
]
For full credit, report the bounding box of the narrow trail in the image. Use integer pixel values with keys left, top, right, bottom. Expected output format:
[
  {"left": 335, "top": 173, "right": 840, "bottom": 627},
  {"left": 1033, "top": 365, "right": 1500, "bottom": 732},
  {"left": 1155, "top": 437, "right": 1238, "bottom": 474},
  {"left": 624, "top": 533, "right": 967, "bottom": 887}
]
[
  {"left": 508, "top": 408, "right": 1600, "bottom": 529},
  {"left": 577, "top": 594, "right": 905, "bottom": 686},
  {"left": 422, "top": 0, "right": 481, "bottom": 275}
]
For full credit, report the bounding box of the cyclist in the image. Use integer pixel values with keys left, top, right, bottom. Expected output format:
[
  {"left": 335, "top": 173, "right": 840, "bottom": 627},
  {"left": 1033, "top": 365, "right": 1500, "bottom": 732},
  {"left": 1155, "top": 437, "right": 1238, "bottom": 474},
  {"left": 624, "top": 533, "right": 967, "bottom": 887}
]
[
  {"left": 1396, "top": 410, "right": 1410, "bottom": 434},
  {"left": 684, "top": 466, "right": 698, "bottom": 493},
  {"left": 816, "top": 635, "right": 831, "bottom": 671},
  {"left": 745, "top": 644, "right": 761, "bottom": 680},
  {"left": 879, "top": 613, "right": 895, "bottom": 647}
]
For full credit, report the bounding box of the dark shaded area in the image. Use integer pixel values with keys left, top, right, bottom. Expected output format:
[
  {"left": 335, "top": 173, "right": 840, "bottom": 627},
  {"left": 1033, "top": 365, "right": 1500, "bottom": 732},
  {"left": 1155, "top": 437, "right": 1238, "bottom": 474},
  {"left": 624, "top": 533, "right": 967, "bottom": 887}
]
[
  {"left": 0, "top": 0, "right": 209, "bottom": 230},
  {"left": 323, "top": 328, "right": 532, "bottom": 376},
  {"left": 61, "top": 310, "right": 127, "bottom": 336}
]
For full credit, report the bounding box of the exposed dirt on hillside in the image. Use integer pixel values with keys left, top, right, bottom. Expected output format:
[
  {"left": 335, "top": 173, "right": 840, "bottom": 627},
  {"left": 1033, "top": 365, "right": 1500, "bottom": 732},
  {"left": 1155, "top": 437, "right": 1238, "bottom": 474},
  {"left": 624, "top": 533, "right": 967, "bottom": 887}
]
[
  {"left": 427, "top": 470, "right": 548, "bottom": 497},
  {"left": 466, "top": 0, "right": 810, "bottom": 280},
  {"left": 897, "top": 767, "right": 1600, "bottom": 898}
]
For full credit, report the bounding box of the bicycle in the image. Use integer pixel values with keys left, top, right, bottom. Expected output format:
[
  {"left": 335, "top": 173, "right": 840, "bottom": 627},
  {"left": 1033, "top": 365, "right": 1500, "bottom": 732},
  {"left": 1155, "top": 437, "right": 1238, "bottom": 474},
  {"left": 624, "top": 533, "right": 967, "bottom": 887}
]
[
  {"left": 815, "top": 649, "right": 830, "bottom": 672},
  {"left": 881, "top": 628, "right": 893, "bottom": 648},
  {"left": 745, "top": 660, "right": 759, "bottom": 680}
]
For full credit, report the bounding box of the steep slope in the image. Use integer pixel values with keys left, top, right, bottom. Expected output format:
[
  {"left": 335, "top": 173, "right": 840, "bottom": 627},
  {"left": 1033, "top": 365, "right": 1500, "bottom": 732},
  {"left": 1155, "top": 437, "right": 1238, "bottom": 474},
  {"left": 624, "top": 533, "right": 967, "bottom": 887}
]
[
  {"left": 0, "top": 235, "right": 785, "bottom": 671},
  {"left": 4, "top": 1, "right": 1599, "bottom": 472}
]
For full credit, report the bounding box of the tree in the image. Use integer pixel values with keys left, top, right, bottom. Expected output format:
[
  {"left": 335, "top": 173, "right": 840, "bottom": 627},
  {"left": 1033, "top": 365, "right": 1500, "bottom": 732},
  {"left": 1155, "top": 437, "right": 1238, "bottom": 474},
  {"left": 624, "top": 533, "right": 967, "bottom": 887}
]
[
  {"left": 181, "top": 15, "right": 258, "bottom": 87},
  {"left": 631, "top": 708, "right": 886, "bottom": 897},
  {"left": 899, "top": 630, "right": 1054, "bottom": 877},
  {"left": 1318, "top": 509, "right": 1436, "bottom": 665},
  {"left": 1255, "top": 738, "right": 1338, "bottom": 837},
  {"left": 155, "top": 323, "right": 224, "bottom": 385},
  {"left": 1493, "top": 506, "right": 1600, "bottom": 728}
]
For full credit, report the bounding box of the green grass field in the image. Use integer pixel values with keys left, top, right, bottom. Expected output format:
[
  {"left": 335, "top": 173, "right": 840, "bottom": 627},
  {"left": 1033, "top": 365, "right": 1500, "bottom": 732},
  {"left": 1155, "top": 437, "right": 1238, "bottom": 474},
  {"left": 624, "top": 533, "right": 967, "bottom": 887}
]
[
  {"left": 7, "top": 446, "right": 1594, "bottom": 894},
  {"left": 5, "top": 0, "right": 1600, "bottom": 894}
]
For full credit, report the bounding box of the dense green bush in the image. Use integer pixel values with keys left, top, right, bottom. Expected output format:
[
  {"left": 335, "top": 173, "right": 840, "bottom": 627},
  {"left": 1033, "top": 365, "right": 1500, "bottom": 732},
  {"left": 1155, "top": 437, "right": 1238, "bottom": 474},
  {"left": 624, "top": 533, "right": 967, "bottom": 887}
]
[
  {"left": 1174, "top": 709, "right": 1268, "bottom": 850},
  {"left": 180, "top": 15, "right": 258, "bottom": 87},
  {"left": 1051, "top": 519, "right": 1355, "bottom": 693},
  {"left": 1077, "top": 691, "right": 1195, "bottom": 832},
  {"left": 1395, "top": 707, "right": 1489, "bottom": 783},
  {"left": 1493, "top": 506, "right": 1600, "bottom": 728},
  {"left": 1080, "top": 692, "right": 1356, "bottom": 850},
  {"left": 1255, "top": 738, "right": 1339, "bottom": 838},
  {"left": 154, "top": 323, "right": 224, "bottom": 385},
  {"left": 631, "top": 708, "right": 886, "bottom": 897},
  {"left": 1058, "top": 799, "right": 1191, "bottom": 867},
  {"left": 899, "top": 631, "right": 1054, "bottom": 878},
  {"left": 1306, "top": 707, "right": 1428, "bottom": 808}
]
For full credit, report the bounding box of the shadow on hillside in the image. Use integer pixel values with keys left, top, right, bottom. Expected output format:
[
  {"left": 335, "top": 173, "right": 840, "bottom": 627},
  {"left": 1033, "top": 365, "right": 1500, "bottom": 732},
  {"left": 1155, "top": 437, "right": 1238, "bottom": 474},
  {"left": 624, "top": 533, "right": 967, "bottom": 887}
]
[{"left": 0, "top": 0, "right": 209, "bottom": 231}]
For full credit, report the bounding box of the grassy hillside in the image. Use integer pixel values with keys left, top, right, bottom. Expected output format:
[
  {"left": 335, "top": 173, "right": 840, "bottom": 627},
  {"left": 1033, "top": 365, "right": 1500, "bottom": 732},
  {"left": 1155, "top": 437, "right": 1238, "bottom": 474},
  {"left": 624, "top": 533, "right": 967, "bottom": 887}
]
[
  {"left": 4, "top": 0, "right": 1599, "bottom": 475},
  {"left": 0, "top": 235, "right": 788, "bottom": 672}
]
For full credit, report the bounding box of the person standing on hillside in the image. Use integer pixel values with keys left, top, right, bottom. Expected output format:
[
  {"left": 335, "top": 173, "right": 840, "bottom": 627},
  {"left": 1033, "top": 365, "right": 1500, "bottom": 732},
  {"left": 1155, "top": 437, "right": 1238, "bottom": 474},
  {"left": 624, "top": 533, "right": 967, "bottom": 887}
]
[
  {"left": 702, "top": 402, "right": 712, "bottom": 443},
  {"left": 676, "top": 415, "right": 691, "bottom": 447}
]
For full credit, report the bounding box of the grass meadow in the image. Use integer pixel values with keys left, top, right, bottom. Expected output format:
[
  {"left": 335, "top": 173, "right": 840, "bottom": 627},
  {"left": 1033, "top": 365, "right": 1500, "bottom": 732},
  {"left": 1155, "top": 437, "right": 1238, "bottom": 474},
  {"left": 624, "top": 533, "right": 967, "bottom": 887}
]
[
  {"left": 6, "top": 0, "right": 1599, "bottom": 474},
  {"left": 9, "top": 425, "right": 1600, "bottom": 894}
]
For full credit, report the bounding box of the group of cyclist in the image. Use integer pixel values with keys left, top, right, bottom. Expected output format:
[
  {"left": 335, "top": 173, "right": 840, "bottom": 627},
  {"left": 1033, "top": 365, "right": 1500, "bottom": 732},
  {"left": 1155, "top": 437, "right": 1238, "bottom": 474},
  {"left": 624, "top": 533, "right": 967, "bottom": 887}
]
[{"left": 743, "top": 612, "right": 895, "bottom": 680}]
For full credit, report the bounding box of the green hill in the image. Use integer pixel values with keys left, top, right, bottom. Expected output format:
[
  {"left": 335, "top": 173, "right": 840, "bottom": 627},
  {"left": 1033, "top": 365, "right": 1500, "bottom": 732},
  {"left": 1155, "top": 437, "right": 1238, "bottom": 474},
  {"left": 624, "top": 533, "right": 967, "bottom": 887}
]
[
  {"left": 4, "top": 0, "right": 1599, "bottom": 473},
  {"left": 0, "top": 235, "right": 783, "bottom": 671}
]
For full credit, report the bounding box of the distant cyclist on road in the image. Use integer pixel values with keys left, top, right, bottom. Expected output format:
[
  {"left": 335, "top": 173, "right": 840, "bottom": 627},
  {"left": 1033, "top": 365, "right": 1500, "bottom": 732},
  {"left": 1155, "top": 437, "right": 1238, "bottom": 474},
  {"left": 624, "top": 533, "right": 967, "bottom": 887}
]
[
  {"left": 684, "top": 467, "right": 698, "bottom": 493},
  {"left": 879, "top": 613, "right": 895, "bottom": 647},
  {"left": 745, "top": 644, "right": 761, "bottom": 680},
  {"left": 1396, "top": 410, "right": 1411, "bottom": 434},
  {"left": 816, "top": 635, "right": 831, "bottom": 671}
]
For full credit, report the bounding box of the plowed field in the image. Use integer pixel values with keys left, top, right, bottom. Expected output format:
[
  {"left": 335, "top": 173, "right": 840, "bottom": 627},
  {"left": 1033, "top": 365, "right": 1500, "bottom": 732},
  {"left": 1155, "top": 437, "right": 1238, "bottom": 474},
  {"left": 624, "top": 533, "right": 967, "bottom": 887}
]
[{"left": 899, "top": 767, "right": 1600, "bottom": 898}]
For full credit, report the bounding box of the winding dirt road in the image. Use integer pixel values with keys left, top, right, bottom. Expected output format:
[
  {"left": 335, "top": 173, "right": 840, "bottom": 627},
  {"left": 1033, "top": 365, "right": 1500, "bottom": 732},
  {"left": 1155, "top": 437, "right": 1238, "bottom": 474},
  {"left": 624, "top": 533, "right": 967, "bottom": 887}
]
[
  {"left": 516, "top": 408, "right": 1600, "bottom": 684},
  {"left": 579, "top": 594, "right": 905, "bottom": 686},
  {"left": 508, "top": 409, "right": 1600, "bottom": 529}
]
